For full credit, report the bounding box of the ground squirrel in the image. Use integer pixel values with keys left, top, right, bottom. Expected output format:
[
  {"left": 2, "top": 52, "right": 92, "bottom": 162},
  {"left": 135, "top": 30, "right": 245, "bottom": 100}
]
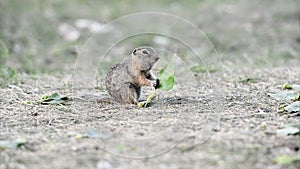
[{"left": 104, "top": 46, "right": 160, "bottom": 104}]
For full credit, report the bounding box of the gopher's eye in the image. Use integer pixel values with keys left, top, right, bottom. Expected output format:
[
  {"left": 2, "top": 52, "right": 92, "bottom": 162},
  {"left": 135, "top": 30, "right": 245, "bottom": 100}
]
[{"left": 142, "top": 49, "right": 149, "bottom": 55}]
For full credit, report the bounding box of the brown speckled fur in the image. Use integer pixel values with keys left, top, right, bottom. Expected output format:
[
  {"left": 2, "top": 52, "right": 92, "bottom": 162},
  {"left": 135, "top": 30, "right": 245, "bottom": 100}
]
[{"left": 105, "top": 46, "right": 159, "bottom": 104}]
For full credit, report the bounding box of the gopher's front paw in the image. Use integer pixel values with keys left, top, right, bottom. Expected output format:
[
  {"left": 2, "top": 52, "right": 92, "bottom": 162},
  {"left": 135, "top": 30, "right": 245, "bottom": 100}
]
[
  {"left": 151, "top": 81, "right": 156, "bottom": 88},
  {"left": 154, "top": 79, "right": 160, "bottom": 89}
]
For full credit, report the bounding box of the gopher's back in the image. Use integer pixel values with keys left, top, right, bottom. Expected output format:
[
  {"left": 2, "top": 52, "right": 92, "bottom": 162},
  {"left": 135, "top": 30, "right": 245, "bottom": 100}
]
[{"left": 105, "top": 63, "right": 131, "bottom": 103}]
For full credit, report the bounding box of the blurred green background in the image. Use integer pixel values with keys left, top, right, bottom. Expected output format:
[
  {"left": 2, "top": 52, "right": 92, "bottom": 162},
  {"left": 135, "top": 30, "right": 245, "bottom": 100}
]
[{"left": 0, "top": 0, "right": 299, "bottom": 86}]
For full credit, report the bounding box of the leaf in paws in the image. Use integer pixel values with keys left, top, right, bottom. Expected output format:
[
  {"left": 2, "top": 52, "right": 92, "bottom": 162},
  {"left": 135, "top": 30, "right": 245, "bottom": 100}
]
[{"left": 156, "top": 56, "right": 175, "bottom": 91}]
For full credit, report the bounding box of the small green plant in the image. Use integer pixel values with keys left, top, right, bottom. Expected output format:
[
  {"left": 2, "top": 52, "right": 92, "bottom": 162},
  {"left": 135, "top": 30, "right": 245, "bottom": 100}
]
[
  {"left": 40, "top": 93, "right": 69, "bottom": 105},
  {"left": 156, "top": 62, "right": 175, "bottom": 91},
  {"left": 0, "top": 66, "right": 20, "bottom": 87},
  {"left": 138, "top": 56, "right": 175, "bottom": 107}
]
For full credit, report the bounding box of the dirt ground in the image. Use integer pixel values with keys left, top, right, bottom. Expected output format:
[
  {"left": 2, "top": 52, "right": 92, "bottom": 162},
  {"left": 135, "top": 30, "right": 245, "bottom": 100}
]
[{"left": 0, "top": 0, "right": 300, "bottom": 169}]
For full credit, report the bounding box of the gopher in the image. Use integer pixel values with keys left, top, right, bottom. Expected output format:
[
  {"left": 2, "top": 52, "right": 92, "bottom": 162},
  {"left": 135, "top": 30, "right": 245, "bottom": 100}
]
[{"left": 105, "top": 46, "right": 160, "bottom": 104}]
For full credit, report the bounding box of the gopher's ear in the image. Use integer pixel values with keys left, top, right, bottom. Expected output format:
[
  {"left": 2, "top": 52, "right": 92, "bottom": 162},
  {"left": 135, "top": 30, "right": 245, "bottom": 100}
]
[{"left": 132, "top": 48, "right": 137, "bottom": 55}]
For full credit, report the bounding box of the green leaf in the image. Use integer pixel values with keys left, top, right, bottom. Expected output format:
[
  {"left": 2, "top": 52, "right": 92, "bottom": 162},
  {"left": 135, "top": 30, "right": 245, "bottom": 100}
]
[
  {"left": 276, "top": 125, "right": 300, "bottom": 136},
  {"left": 274, "top": 155, "right": 300, "bottom": 165},
  {"left": 294, "top": 94, "right": 300, "bottom": 101},
  {"left": 281, "top": 83, "right": 293, "bottom": 90},
  {"left": 156, "top": 57, "right": 175, "bottom": 91},
  {"left": 41, "top": 93, "right": 69, "bottom": 105},
  {"left": 0, "top": 138, "right": 27, "bottom": 150},
  {"left": 284, "top": 101, "right": 300, "bottom": 113},
  {"left": 42, "top": 93, "right": 65, "bottom": 101},
  {"left": 157, "top": 75, "right": 174, "bottom": 91},
  {"left": 267, "top": 93, "right": 298, "bottom": 101}
]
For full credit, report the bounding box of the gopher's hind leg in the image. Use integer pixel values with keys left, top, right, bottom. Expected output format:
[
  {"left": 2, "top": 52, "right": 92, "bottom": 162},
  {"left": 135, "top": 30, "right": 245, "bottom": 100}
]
[
  {"left": 127, "top": 85, "right": 141, "bottom": 104},
  {"left": 117, "top": 85, "right": 138, "bottom": 104}
]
